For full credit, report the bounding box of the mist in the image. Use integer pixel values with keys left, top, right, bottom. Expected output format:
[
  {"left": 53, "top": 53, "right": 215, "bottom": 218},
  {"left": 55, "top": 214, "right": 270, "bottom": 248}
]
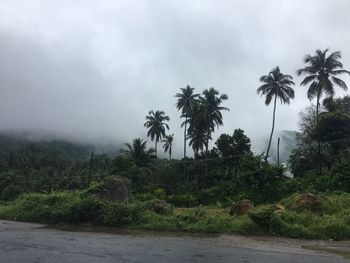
[{"left": 0, "top": 0, "right": 350, "bottom": 157}]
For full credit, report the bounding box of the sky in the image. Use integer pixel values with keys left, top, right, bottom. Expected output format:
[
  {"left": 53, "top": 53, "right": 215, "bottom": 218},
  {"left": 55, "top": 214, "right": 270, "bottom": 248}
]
[{"left": 0, "top": 0, "right": 349, "bottom": 157}]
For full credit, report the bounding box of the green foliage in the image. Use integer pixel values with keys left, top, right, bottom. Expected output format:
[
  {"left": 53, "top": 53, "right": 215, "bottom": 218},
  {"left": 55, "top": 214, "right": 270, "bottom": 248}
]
[
  {"left": 321, "top": 194, "right": 350, "bottom": 215},
  {"left": 109, "top": 155, "right": 135, "bottom": 175},
  {"left": 1, "top": 191, "right": 350, "bottom": 239},
  {"left": 1, "top": 184, "right": 24, "bottom": 201},
  {"left": 249, "top": 205, "right": 285, "bottom": 234},
  {"left": 103, "top": 202, "right": 143, "bottom": 226},
  {"left": 69, "top": 196, "right": 106, "bottom": 223},
  {"left": 167, "top": 193, "right": 199, "bottom": 207},
  {"left": 0, "top": 192, "right": 79, "bottom": 223}
]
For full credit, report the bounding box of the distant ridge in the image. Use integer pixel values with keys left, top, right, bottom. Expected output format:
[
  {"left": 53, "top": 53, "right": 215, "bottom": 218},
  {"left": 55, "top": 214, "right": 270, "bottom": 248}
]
[{"left": 0, "top": 130, "right": 122, "bottom": 160}]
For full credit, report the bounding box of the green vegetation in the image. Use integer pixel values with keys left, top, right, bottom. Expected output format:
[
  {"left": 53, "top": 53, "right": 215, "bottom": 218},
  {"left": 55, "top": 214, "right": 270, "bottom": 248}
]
[
  {"left": 0, "top": 48, "right": 350, "bottom": 240},
  {"left": 1, "top": 191, "right": 350, "bottom": 240}
]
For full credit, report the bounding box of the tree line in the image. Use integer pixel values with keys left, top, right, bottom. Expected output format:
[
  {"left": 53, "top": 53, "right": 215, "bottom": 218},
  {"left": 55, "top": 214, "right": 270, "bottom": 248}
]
[{"left": 136, "top": 48, "right": 349, "bottom": 177}]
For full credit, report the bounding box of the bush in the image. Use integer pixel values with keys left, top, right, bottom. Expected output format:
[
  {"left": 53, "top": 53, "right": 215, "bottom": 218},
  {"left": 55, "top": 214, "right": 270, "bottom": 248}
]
[
  {"left": 321, "top": 194, "right": 350, "bottom": 215},
  {"left": 166, "top": 193, "right": 199, "bottom": 207},
  {"left": 1, "top": 184, "right": 24, "bottom": 201},
  {"left": 249, "top": 205, "right": 286, "bottom": 234},
  {"left": 3, "top": 192, "right": 77, "bottom": 223},
  {"left": 103, "top": 202, "right": 143, "bottom": 226},
  {"left": 68, "top": 196, "right": 106, "bottom": 223}
]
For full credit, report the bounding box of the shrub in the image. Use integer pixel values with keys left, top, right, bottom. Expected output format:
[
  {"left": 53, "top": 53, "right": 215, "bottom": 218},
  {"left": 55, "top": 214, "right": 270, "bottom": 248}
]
[
  {"left": 321, "top": 194, "right": 350, "bottom": 215},
  {"left": 68, "top": 196, "right": 106, "bottom": 224},
  {"left": 1, "top": 184, "right": 24, "bottom": 201},
  {"left": 4, "top": 192, "right": 77, "bottom": 223},
  {"left": 166, "top": 193, "right": 199, "bottom": 207},
  {"left": 103, "top": 202, "right": 143, "bottom": 226},
  {"left": 249, "top": 205, "right": 286, "bottom": 234}
]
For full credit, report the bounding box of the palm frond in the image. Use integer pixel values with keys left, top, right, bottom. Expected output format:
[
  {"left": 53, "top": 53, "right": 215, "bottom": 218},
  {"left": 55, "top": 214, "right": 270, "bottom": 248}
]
[{"left": 331, "top": 76, "right": 348, "bottom": 91}]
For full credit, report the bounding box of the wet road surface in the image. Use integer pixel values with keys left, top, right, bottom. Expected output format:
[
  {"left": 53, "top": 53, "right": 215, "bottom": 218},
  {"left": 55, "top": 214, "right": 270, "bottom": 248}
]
[{"left": 0, "top": 220, "right": 348, "bottom": 263}]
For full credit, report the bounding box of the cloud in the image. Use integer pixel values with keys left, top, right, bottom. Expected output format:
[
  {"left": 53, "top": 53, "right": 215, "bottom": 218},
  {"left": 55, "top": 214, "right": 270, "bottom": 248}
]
[{"left": 0, "top": 0, "right": 349, "bottom": 157}]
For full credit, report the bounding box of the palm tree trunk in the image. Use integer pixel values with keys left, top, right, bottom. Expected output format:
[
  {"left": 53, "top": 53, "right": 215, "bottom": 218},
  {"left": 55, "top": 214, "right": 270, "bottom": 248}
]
[
  {"left": 205, "top": 129, "right": 209, "bottom": 179},
  {"left": 184, "top": 118, "right": 187, "bottom": 158},
  {"left": 265, "top": 95, "right": 277, "bottom": 162},
  {"left": 183, "top": 118, "right": 187, "bottom": 183},
  {"left": 169, "top": 145, "right": 172, "bottom": 160},
  {"left": 316, "top": 91, "right": 322, "bottom": 175},
  {"left": 155, "top": 141, "right": 157, "bottom": 158}
]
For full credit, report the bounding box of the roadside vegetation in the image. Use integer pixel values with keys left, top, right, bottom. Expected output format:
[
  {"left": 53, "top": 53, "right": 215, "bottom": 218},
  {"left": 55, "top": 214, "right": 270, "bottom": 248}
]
[{"left": 0, "top": 48, "right": 350, "bottom": 240}]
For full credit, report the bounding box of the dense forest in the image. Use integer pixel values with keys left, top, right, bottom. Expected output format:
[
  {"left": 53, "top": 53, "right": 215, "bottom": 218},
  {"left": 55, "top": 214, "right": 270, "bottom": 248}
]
[{"left": 1, "top": 48, "right": 350, "bottom": 240}]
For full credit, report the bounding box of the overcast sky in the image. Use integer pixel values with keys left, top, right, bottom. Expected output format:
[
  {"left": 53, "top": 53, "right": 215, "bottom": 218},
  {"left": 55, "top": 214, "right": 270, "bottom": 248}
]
[{"left": 0, "top": 0, "right": 349, "bottom": 157}]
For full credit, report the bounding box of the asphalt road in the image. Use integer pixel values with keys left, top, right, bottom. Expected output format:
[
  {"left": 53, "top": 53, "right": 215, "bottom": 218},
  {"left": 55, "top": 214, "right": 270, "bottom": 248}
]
[{"left": 0, "top": 220, "right": 348, "bottom": 263}]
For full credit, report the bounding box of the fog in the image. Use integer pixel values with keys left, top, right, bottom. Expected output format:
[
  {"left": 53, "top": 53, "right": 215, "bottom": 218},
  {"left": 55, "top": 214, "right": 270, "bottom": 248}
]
[{"left": 0, "top": 0, "right": 349, "bottom": 157}]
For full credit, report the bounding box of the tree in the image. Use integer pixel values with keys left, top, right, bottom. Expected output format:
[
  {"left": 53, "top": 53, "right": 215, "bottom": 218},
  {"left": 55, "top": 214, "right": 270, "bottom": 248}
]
[
  {"left": 121, "top": 138, "right": 156, "bottom": 191},
  {"left": 214, "top": 129, "right": 251, "bottom": 170},
  {"left": 175, "top": 85, "right": 200, "bottom": 159},
  {"left": 257, "top": 66, "right": 295, "bottom": 161},
  {"left": 121, "top": 138, "right": 155, "bottom": 167},
  {"left": 298, "top": 105, "right": 318, "bottom": 140},
  {"left": 186, "top": 99, "right": 210, "bottom": 156},
  {"left": 162, "top": 134, "right": 174, "bottom": 160},
  {"left": 297, "top": 49, "right": 350, "bottom": 174},
  {"left": 232, "top": 129, "right": 251, "bottom": 155},
  {"left": 144, "top": 110, "right": 170, "bottom": 158},
  {"left": 319, "top": 96, "right": 350, "bottom": 154},
  {"left": 201, "top": 88, "right": 229, "bottom": 153}
]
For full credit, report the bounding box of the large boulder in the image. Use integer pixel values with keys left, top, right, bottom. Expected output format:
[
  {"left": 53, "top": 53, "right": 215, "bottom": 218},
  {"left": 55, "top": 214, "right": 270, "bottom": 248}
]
[
  {"left": 229, "top": 199, "right": 254, "bottom": 216},
  {"left": 103, "top": 176, "right": 131, "bottom": 201},
  {"left": 86, "top": 176, "right": 131, "bottom": 201},
  {"left": 292, "top": 193, "right": 322, "bottom": 212}
]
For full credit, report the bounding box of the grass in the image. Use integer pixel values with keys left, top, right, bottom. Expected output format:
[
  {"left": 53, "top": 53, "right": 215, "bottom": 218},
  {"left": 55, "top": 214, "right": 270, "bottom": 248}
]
[{"left": 0, "top": 191, "right": 350, "bottom": 240}]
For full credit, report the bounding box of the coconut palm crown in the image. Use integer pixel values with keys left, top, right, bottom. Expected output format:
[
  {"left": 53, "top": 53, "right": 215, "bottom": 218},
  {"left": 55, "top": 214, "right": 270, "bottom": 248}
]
[
  {"left": 144, "top": 110, "right": 170, "bottom": 158},
  {"left": 162, "top": 133, "right": 174, "bottom": 160}
]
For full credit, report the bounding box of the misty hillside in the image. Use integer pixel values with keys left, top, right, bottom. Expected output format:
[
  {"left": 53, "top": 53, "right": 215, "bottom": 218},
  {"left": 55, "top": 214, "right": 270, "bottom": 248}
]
[{"left": 0, "top": 131, "right": 121, "bottom": 161}]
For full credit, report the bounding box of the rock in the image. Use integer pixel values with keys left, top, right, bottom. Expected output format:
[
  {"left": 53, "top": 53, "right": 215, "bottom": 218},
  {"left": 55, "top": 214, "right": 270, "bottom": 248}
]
[
  {"left": 86, "top": 176, "right": 131, "bottom": 201},
  {"left": 103, "top": 176, "right": 131, "bottom": 201},
  {"left": 229, "top": 199, "right": 254, "bottom": 216},
  {"left": 151, "top": 200, "right": 172, "bottom": 214},
  {"left": 292, "top": 193, "right": 322, "bottom": 212}
]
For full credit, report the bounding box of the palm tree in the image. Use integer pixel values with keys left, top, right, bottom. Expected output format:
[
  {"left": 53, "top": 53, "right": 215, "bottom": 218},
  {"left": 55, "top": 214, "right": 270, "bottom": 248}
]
[
  {"left": 162, "top": 134, "right": 174, "bottom": 159},
  {"left": 144, "top": 110, "right": 170, "bottom": 158},
  {"left": 186, "top": 99, "right": 208, "bottom": 156},
  {"left": 122, "top": 138, "right": 155, "bottom": 191},
  {"left": 297, "top": 49, "right": 350, "bottom": 173},
  {"left": 187, "top": 127, "right": 210, "bottom": 156},
  {"left": 122, "top": 138, "right": 155, "bottom": 166},
  {"left": 175, "top": 85, "right": 200, "bottom": 159},
  {"left": 201, "top": 88, "right": 229, "bottom": 153},
  {"left": 257, "top": 66, "right": 295, "bottom": 161}
]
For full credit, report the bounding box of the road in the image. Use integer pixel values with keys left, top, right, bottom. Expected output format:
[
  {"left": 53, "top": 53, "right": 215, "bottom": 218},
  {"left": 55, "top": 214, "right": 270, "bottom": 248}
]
[{"left": 0, "top": 220, "right": 348, "bottom": 263}]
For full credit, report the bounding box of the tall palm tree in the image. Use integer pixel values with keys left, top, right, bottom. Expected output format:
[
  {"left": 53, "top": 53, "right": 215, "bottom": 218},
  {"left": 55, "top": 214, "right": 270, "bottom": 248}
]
[
  {"left": 201, "top": 87, "right": 229, "bottom": 153},
  {"left": 144, "top": 110, "right": 170, "bottom": 158},
  {"left": 297, "top": 49, "right": 349, "bottom": 173},
  {"left": 257, "top": 66, "right": 295, "bottom": 161},
  {"left": 162, "top": 134, "right": 174, "bottom": 160},
  {"left": 175, "top": 85, "right": 200, "bottom": 159}
]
